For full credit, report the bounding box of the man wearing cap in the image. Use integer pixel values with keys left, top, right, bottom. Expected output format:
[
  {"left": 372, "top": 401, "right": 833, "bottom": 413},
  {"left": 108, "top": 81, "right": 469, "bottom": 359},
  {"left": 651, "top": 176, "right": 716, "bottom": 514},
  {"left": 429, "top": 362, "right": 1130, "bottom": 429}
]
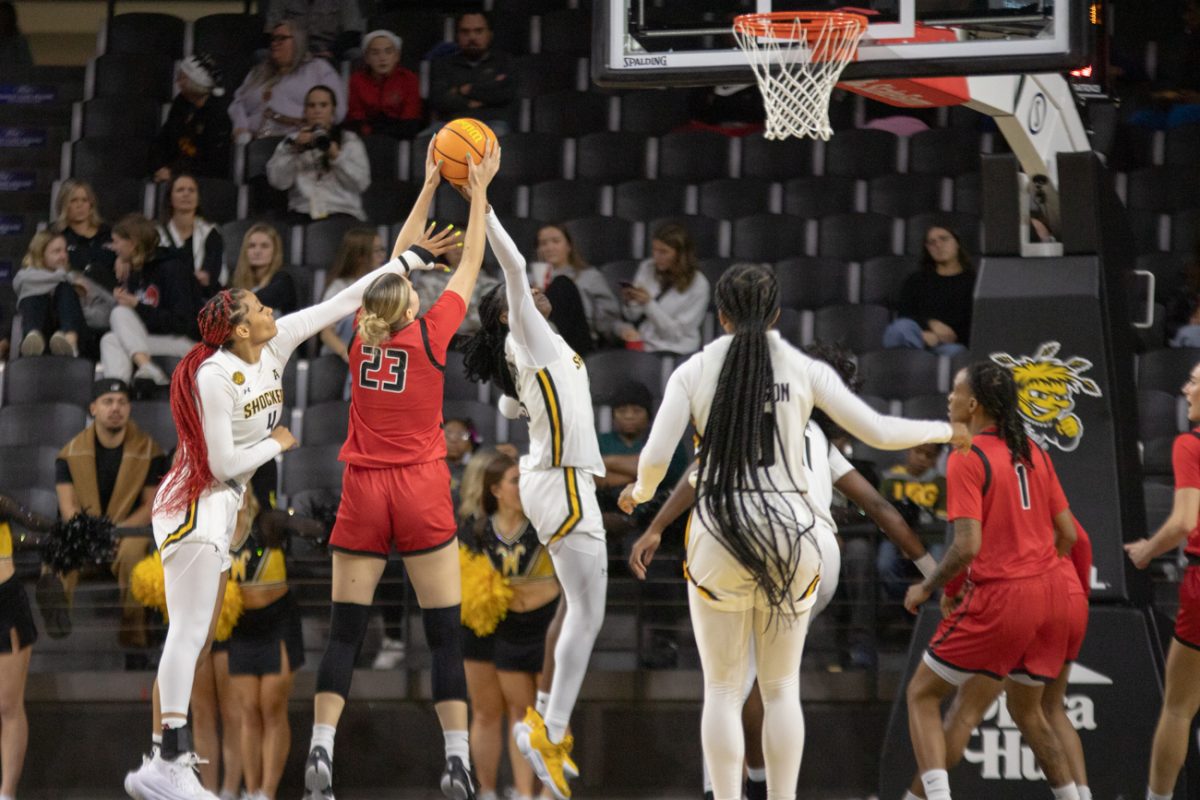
[
  {"left": 346, "top": 29, "right": 423, "bottom": 140},
  {"left": 39, "top": 379, "right": 168, "bottom": 651},
  {"left": 151, "top": 53, "right": 232, "bottom": 182}
]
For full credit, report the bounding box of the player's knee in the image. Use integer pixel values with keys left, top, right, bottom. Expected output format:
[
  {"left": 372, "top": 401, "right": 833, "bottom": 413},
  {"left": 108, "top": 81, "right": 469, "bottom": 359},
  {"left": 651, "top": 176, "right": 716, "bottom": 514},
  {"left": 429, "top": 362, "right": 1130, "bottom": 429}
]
[
  {"left": 315, "top": 601, "right": 371, "bottom": 700},
  {"left": 423, "top": 604, "right": 467, "bottom": 702}
]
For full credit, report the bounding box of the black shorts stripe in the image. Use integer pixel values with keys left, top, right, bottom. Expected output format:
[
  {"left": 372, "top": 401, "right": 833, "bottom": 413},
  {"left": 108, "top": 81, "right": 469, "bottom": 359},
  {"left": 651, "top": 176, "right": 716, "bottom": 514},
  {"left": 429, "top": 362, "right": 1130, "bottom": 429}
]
[
  {"left": 924, "top": 649, "right": 1004, "bottom": 682},
  {"left": 535, "top": 368, "right": 564, "bottom": 467},
  {"left": 161, "top": 501, "right": 199, "bottom": 548}
]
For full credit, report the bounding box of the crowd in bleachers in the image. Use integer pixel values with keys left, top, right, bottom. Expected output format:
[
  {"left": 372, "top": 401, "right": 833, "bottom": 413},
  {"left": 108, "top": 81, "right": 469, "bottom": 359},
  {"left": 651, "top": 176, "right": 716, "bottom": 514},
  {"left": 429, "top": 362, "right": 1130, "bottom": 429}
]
[{"left": 0, "top": 0, "right": 1197, "bottom": 678}]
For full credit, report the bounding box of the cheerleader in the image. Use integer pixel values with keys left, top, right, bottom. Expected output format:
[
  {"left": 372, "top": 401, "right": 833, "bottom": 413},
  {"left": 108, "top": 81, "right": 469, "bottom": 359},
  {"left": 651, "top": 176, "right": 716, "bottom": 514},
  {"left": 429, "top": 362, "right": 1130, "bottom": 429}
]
[
  {"left": 0, "top": 496, "right": 42, "bottom": 800},
  {"left": 618, "top": 263, "right": 966, "bottom": 800},
  {"left": 124, "top": 143, "right": 458, "bottom": 800}
]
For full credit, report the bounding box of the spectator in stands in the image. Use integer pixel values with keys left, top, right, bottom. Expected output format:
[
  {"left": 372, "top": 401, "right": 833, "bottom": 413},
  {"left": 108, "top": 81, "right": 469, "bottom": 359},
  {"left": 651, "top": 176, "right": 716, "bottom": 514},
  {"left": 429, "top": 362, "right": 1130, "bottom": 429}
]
[
  {"left": 229, "top": 20, "right": 344, "bottom": 141},
  {"left": 1167, "top": 241, "right": 1200, "bottom": 347},
  {"left": 99, "top": 214, "right": 203, "bottom": 387},
  {"left": 881, "top": 225, "right": 975, "bottom": 356},
  {"left": 346, "top": 29, "right": 423, "bottom": 140},
  {"left": 14, "top": 230, "right": 86, "bottom": 358},
  {"left": 152, "top": 54, "right": 232, "bottom": 182},
  {"left": 617, "top": 223, "right": 711, "bottom": 355},
  {"left": 411, "top": 232, "right": 499, "bottom": 337},
  {"left": 875, "top": 443, "right": 947, "bottom": 600},
  {"left": 319, "top": 227, "right": 386, "bottom": 360},
  {"left": 429, "top": 11, "right": 516, "bottom": 134},
  {"left": 43, "top": 378, "right": 168, "bottom": 648},
  {"left": 266, "top": 85, "right": 370, "bottom": 222},
  {"left": 0, "top": 1, "right": 31, "bottom": 66},
  {"left": 265, "top": 0, "right": 364, "bottom": 62},
  {"left": 230, "top": 223, "right": 299, "bottom": 317},
  {"left": 53, "top": 179, "right": 114, "bottom": 276},
  {"left": 595, "top": 381, "right": 690, "bottom": 538},
  {"left": 156, "top": 174, "right": 224, "bottom": 297},
  {"left": 531, "top": 223, "right": 622, "bottom": 352}
]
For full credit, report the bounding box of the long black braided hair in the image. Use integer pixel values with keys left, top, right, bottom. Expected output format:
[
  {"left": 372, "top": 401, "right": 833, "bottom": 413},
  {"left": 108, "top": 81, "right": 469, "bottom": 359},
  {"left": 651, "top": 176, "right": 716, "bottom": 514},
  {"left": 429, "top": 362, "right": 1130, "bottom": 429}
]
[
  {"left": 697, "top": 263, "right": 810, "bottom": 615},
  {"left": 803, "top": 341, "right": 862, "bottom": 440},
  {"left": 967, "top": 361, "right": 1032, "bottom": 466},
  {"left": 461, "top": 284, "right": 519, "bottom": 399}
]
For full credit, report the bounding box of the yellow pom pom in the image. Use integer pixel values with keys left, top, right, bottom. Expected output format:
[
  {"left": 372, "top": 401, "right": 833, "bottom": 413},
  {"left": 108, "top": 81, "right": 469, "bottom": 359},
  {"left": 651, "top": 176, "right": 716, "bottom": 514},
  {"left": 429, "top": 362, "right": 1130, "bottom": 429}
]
[
  {"left": 130, "top": 552, "right": 167, "bottom": 615},
  {"left": 459, "top": 544, "right": 512, "bottom": 637},
  {"left": 214, "top": 580, "right": 244, "bottom": 642}
]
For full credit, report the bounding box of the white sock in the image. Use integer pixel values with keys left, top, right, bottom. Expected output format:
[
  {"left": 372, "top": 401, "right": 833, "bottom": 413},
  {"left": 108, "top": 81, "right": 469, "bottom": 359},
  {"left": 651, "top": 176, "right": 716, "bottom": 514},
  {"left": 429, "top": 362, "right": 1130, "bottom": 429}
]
[
  {"left": 478, "top": 792, "right": 498, "bottom": 800},
  {"left": 444, "top": 729, "right": 470, "bottom": 764},
  {"left": 746, "top": 766, "right": 767, "bottom": 782},
  {"left": 535, "top": 690, "right": 551, "bottom": 717},
  {"left": 151, "top": 733, "right": 163, "bottom": 745},
  {"left": 1052, "top": 783, "right": 1080, "bottom": 800},
  {"left": 1148, "top": 791, "right": 1173, "bottom": 800},
  {"left": 904, "top": 792, "right": 923, "bottom": 800},
  {"left": 921, "top": 769, "right": 952, "bottom": 800},
  {"left": 1077, "top": 787, "right": 1092, "bottom": 800},
  {"left": 162, "top": 717, "right": 185, "bottom": 730},
  {"left": 310, "top": 723, "right": 337, "bottom": 759}
]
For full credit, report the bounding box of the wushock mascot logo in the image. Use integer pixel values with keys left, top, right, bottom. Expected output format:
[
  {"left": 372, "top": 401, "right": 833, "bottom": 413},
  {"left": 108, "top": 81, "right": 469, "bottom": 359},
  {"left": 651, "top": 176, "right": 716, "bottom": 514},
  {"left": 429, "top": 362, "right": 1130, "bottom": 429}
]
[{"left": 990, "top": 342, "right": 1102, "bottom": 452}]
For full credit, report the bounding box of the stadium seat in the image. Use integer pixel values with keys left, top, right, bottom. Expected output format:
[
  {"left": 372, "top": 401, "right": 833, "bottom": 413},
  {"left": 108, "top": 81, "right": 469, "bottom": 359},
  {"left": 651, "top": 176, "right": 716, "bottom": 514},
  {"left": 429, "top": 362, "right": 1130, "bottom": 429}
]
[
  {"left": 698, "top": 258, "right": 735, "bottom": 290},
  {"left": 902, "top": 393, "right": 950, "bottom": 421},
  {"left": 857, "top": 350, "right": 941, "bottom": 400},
  {"left": 434, "top": 179, "right": 520, "bottom": 223},
  {"left": 303, "top": 218, "right": 364, "bottom": 271},
  {"left": 130, "top": 400, "right": 177, "bottom": 451},
  {"left": 104, "top": 12, "right": 184, "bottom": 59},
  {"left": 1144, "top": 480, "right": 1175, "bottom": 530},
  {"left": 92, "top": 53, "right": 174, "bottom": 102},
  {"left": 1139, "top": 348, "right": 1200, "bottom": 393},
  {"left": 868, "top": 174, "right": 946, "bottom": 218},
  {"left": 0, "top": 446, "right": 59, "bottom": 495},
  {"left": 657, "top": 131, "right": 731, "bottom": 182},
  {"left": 823, "top": 129, "right": 898, "bottom": 179},
  {"left": 72, "top": 137, "right": 152, "bottom": 180},
  {"left": 280, "top": 444, "right": 345, "bottom": 501},
  {"left": 564, "top": 216, "right": 637, "bottom": 265},
  {"left": 953, "top": 173, "right": 981, "bottom": 215},
  {"left": 361, "top": 135, "right": 400, "bottom": 181},
  {"left": 646, "top": 215, "right": 722, "bottom": 260},
  {"left": 1143, "top": 436, "right": 1176, "bottom": 480},
  {"left": 1136, "top": 303, "right": 1167, "bottom": 352},
  {"left": 539, "top": 9, "right": 592, "bottom": 56},
  {"left": 155, "top": 177, "right": 238, "bottom": 224},
  {"left": 93, "top": 177, "right": 149, "bottom": 221},
  {"left": 367, "top": 10, "right": 449, "bottom": 69},
  {"left": 443, "top": 351, "right": 488, "bottom": 404},
  {"left": 361, "top": 180, "right": 421, "bottom": 226},
  {"left": 492, "top": 0, "right": 567, "bottom": 16},
  {"left": 1136, "top": 252, "right": 1187, "bottom": 303},
  {"left": 4, "top": 356, "right": 94, "bottom": 406},
  {"left": 600, "top": 260, "right": 640, "bottom": 295},
  {"left": 619, "top": 90, "right": 692, "bottom": 135},
  {"left": 905, "top": 212, "right": 980, "bottom": 257},
  {"left": 305, "top": 354, "right": 350, "bottom": 406},
  {"left": 81, "top": 96, "right": 162, "bottom": 139},
  {"left": 1127, "top": 209, "right": 1166, "bottom": 254},
  {"left": 192, "top": 13, "right": 264, "bottom": 62},
  {"left": 576, "top": 132, "right": 649, "bottom": 183},
  {"left": 529, "top": 180, "right": 603, "bottom": 222},
  {"left": 1138, "top": 390, "right": 1184, "bottom": 441},
  {"left": 812, "top": 304, "right": 891, "bottom": 355},
  {"left": 584, "top": 350, "right": 668, "bottom": 410},
  {"left": 775, "top": 307, "right": 804, "bottom": 346},
  {"left": 0, "top": 403, "right": 88, "bottom": 447},
  {"left": 479, "top": 218, "right": 544, "bottom": 272},
  {"left": 740, "top": 136, "right": 813, "bottom": 180},
  {"left": 300, "top": 400, "right": 350, "bottom": 446},
  {"left": 773, "top": 257, "right": 851, "bottom": 310},
  {"left": 1165, "top": 123, "right": 1200, "bottom": 167},
  {"left": 1125, "top": 166, "right": 1200, "bottom": 213},
  {"left": 730, "top": 214, "right": 808, "bottom": 263},
  {"left": 444, "top": 400, "right": 499, "bottom": 446},
  {"left": 699, "top": 178, "right": 774, "bottom": 220},
  {"left": 244, "top": 137, "right": 285, "bottom": 182},
  {"left": 532, "top": 91, "right": 610, "bottom": 136},
  {"left": 613, "top": 179, "right": 688, "bottom": 221},
  {"left": 496, "top": 133, "right": 566, "bottom": 183},
  {"left": 860, "top": 255, "right": 920, "bottom": 307},
  {"left": 908, "top": 128, "right": 983, "bottom": 176},
  {"left": 1172, "top": 209, "right": 1200, "bottom": 254},
  {"left": 818, "top": 213, "right": 895, "bottom": 261},
  {"left": 514, "top": 53, "right": 580, "bottom": 97},
  {"left": 784, "top": 176, "right": 857, "bottom": 218}
]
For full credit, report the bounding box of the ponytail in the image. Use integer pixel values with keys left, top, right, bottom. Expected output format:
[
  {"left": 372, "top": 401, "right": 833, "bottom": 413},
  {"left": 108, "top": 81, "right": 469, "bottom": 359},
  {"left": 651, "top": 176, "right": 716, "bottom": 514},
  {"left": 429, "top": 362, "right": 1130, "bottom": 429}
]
[
  {"left": 357, "top": 273, "right": 411, "bottom": 348},
  {"left": 968, "top": 361, "right": 1031, "bottom": 466},
  {"left": 462, "top": 284, "right": 518, "bottom": 399},
  {"left": 156, "top": 289, "right": 248, "bottom": 515}
]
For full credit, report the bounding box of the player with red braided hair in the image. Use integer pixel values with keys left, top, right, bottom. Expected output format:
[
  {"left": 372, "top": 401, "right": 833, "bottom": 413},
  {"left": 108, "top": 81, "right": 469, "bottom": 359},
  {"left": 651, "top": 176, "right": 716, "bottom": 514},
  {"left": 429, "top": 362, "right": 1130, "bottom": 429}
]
[{"left": 124, "top": 142, "right": 459, "bottom": 800}]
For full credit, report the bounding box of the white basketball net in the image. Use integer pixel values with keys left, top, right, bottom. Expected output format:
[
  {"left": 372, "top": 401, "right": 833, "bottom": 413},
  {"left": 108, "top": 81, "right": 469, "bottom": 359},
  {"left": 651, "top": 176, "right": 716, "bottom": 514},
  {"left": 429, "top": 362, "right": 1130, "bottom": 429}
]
[{"left": 733, "top": 13, "right": 867, "bottom": 141}]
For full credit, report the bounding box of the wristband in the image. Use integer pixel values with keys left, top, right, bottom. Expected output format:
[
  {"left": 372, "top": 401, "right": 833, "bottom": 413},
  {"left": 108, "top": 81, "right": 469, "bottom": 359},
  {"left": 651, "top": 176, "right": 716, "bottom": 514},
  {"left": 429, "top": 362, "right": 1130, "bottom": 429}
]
[{"left": 914, "top": 553, "right": 938, "bottom": 580}]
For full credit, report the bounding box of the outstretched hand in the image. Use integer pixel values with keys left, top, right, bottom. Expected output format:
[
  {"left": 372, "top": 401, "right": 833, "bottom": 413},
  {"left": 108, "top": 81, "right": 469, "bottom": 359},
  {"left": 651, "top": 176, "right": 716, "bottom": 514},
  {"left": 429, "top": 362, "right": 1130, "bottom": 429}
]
[
  {"left": 467, "top": 140, "right": 501, "bottom": 193},
  {"left": 424, "top": 138, "right": 443, "bottom": 189},
  {"left": 411, "top": 222, "right": 462, "bottom": 264}
]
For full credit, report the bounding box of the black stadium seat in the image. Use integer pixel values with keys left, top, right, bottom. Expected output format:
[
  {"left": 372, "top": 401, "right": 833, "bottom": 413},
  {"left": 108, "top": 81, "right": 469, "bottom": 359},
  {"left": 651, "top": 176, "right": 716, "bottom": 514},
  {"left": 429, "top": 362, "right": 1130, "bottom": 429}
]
[
  {"left": 81, "top": 96, "right": 162, "bottom": 139},
  {"left": 72, "top": 137, "right": 152, "bottom": 180},
  {"left": 823, "top": 129, "right": 897, "bottom": 179},
  {"left": 868, "top": 174, "right": 945, "bottom": 218},
  {"left": 584, "top": 351, "right": 667, "bottom": 410},
  {"left": 860, "top": 255, "right": 919, "bottom": 307},
  {"left": 0, "top": 403, "right": 88, "bottom": 447},
  {"left": 784, "top": 176, "right": 857, "bottom": 218},
  {"left": 564, "top": 216, "right": 637, "bottom": 265},
  {"left": 646, "top": 215, "right": 722, "bottom": 261},
  {"left": 1137, "top": 390, "right": 1183, "bottom": 441},
  {"left": 303, "top": 218, "right": 364, "bottom": 270},
  {"left": 532, "top": 91, "right": 610, "bottom": 136},
  {"left": 496, "top": 133, "right": 566, "bottom": 183},
  {"left": 857, "top": 350, "right": 941, "bottom": 400},
  {"left": 819, "top": 213, "right": 895, "bottom": 261},
  {"left": 908, "top": 128, "right": 983, "bottom": 176},
  {"left": 361, "top": 135, "right": 400, "bottom": 181},
  {"left": 576, "top": 133, "right": 648, "bottom": 183},
  {"left": 740, "top": 136, "right": 813, "bottom": 180},
  {"left": 1138, "top": 348, "right": 1200, "bottom": 393},
  {"left": 514, "top": 53, "right": 579, "bottom": 97},
  {"left": 657, "top": 131, "right": 730, "bottom": 182},
  {"left": 613, "top": 179, "right": 688, "bottom": 221},
  {"left": 4, "top": 356, "right": 95, "bottom": 406},
  {"left": 773, "top": 257, "right": 851, "bottom": 310},
  {"left": 539, "top": 9, "right": 591, "bottom": 56},
  {"left": 104, "top": 13, "right": 185, "bottom": 59},
  {"left": 812, "top": 304, "right": 891, "bottom": 354},
  {"left": 699, "top": 178, "right": 774, "bottom": 220},
  {"left": 130, "top": 400, "right": 178, "bottom": 451},
  {"left": 619, "top": 90, "right": 692, "bottom": 135},
  {"left": 93, "top": 53, "right": 174, "bottom": 103},
  {"left": 0, "top": 446, "right": 59, "bottom": 494},
  {"left": 529, "top": 180, "right": 603, "bottom": 222},
  {"left": 92, "top": 177, "right": 148, "bottom": 221},
  {"left": 281, "top": 444, "right": 345, "bottom": 500},
  {"left": 300, "top": 400, "right": 350, "bottom": 446},
  {"left": 730, "top": 214, "right": 808, "bottom": 263}
]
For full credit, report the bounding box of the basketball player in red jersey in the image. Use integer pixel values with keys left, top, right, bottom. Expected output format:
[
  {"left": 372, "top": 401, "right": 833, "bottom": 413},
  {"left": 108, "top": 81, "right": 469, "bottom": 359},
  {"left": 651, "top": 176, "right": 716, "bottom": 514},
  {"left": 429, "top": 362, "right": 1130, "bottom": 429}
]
[
  {"left": 1126, "top": 361, "right": 1200, "bottom": 800},
  {"left": 303, "top": 142, "right": 500, "bottom": 800},
  {"left": 902, "top": 362, "right": 1081, "bottom": 800}
]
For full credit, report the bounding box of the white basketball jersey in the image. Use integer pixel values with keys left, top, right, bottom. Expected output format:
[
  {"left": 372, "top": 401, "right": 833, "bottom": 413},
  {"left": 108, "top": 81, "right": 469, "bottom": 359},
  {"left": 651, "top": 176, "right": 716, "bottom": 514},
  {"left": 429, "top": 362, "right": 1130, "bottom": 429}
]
[
  {"left": 506, "top": 331, "right": 604, "bottom": 476},
  {"left": 801, "top": 421, "right": 855, "bottom": 532}
]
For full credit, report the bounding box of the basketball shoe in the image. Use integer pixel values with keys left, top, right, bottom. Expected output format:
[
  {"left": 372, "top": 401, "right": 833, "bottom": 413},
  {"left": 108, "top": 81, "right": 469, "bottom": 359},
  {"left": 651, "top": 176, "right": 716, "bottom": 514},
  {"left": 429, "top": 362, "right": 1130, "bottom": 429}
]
[
  {"left": 440, "top": 754, "right": 477, "bottom": 799},
  {"left": 303, "top": 746, "right": 335, "bottom": 800},
  {"left": 515, "top": 708, "right": 574, "bottom": 800},
  {"left": 513, "top": 714, "right": 578, "bottom": 779},
  {"left": 123, "top": 751, "right": 217, "bottom": 799}
]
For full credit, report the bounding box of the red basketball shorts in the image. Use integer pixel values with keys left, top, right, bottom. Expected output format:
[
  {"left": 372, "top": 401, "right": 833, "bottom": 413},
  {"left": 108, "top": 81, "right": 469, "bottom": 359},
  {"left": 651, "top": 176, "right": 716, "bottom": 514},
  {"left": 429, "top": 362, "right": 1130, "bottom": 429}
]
[
  {"left": 330, "top": 460, "right": 456, "bottom": 557},
  {"left": 1065, "top": 585, "right": 1089, "bottom": 662},
  {"left": 926, "top": 572, "right": 1066, "bottom": 684},
  {"left": 1174, "top": 565, "right": 1200, "bottom": 651}
]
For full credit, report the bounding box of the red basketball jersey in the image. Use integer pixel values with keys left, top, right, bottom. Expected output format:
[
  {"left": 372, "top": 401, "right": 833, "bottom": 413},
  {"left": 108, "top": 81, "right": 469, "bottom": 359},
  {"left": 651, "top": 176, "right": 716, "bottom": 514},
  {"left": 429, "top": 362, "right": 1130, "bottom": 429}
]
[
  {"left": 1171, "top": 429, "right": 1200, "bottom": 557},
  {"left": 1068, "top": 518, "right": 1092, "bottom": 596},
  {"left": 946, "top": 428, "right": 1068, "bottom": 583},
  {"left": 340, "top": 292, "right": 467, "bottom": 469}
]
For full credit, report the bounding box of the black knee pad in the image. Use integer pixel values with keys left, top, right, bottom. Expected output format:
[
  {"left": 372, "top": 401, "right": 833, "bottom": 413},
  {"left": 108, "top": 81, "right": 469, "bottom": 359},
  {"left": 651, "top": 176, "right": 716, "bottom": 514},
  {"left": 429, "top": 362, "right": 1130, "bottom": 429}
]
[
  {"left": 422, "top": 605, "right": 467, "bottom": 702},
  {"left": 315, "top": 601, "right": 371, "bottom": 699}
]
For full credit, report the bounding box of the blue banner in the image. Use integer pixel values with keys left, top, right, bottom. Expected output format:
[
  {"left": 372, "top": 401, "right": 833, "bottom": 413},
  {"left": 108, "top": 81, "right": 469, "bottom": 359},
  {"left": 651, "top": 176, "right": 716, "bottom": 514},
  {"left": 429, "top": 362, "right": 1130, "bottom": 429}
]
[
  {"left": 0, "top": 215, "right": 23, "bottom": 236},
  {"left": 0, "top": 84, "right": 56, "bottom": 104},
  {"left": 0, "top": 127, "right": 47, "bottom": 148},
  {"left": 0, "top": 261, "right": 12, "bottom": 284},
  {"left": 0, "top": 170, "right": 35, "bottom": 191}
]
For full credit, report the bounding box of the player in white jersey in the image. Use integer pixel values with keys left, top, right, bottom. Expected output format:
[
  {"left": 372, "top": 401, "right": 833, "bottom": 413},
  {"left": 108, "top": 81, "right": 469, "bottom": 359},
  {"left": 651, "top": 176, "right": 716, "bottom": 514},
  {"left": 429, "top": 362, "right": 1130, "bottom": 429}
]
[
  {"left": 620, "top": 264, "right": 967, "bottom": 800},
  {"left": 124, "top": 172, "right": 459, "bottom": 800},
  {"left": 460, "top": 207, "right": 605, "bottom": 799}
]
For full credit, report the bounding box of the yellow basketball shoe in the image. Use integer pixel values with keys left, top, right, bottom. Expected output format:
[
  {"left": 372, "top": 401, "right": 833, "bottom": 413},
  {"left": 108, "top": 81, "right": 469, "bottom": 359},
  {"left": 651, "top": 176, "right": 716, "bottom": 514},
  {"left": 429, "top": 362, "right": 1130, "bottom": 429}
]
[{"left": 518, "top": 708, "right": 573, "bottom": 800}]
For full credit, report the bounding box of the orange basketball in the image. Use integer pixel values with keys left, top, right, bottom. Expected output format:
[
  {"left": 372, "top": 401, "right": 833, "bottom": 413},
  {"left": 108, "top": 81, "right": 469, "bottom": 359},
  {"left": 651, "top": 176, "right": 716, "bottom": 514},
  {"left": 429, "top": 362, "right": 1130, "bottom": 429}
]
[{"left": 433, "top": 118, "right": 497, "bottom": 185}]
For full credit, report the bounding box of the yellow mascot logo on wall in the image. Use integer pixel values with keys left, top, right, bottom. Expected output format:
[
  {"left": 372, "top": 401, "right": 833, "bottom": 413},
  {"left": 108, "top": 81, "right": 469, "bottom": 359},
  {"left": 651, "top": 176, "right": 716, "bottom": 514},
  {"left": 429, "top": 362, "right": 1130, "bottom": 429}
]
[{"left": 990, "top": 342, "right": 1102, "bottom": 452}]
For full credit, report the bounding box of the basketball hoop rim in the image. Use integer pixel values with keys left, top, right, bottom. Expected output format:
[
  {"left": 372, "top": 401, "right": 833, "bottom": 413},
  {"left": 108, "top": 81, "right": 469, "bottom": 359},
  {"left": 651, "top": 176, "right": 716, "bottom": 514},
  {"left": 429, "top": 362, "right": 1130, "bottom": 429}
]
[{"left": 732, "top": 11, "right": 869, "bottom": 43}]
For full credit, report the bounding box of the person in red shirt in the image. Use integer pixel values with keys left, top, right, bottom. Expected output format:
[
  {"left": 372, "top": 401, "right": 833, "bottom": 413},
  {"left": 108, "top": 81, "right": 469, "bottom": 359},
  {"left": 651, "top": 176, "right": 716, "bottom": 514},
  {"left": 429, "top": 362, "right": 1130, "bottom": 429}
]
[
  {"left": 902, "top": 362, "right": 1080, "bottom": 800},
  {"left": 1126, "top": 360, "right": 1200, "bottom": 800},
  {"left": 345, "top": 30, "right": 423, "bottom": 140},
  {"left": 303, "top": 141, "right": 499, "bottom": 800}
]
